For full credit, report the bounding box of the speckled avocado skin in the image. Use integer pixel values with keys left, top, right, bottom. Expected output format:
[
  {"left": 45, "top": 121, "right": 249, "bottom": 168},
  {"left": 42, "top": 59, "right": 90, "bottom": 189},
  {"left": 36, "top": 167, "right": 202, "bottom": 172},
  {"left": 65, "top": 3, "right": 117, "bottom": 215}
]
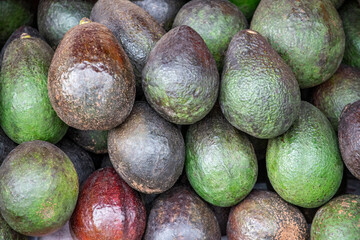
[
  {"left": 311, "top": 194, "right": 360, "bottom": 240},
  {"left": 313, "top": 64, "right": 360, "bottom": 131},
  {"left": 267, "top": 101, "right": 343, "bottom": 208},
  {"left": 48, "top": 21, "right": 136, "bottom": 130},
  {"left": 220, "top": 29, "right": 301, "bottom": 139},
  {"left": 185, "top": 107, "right": 258, "bottom": 207},
  {"left": 142, "top": 25, "right": 219, "bottom": 125},
  {"left": 251, "top": 0, "right": 345, "bottom": 88},
  {"left": 173, "top": 0, "right": 247, "bottom": 69},
  {"left": 339, "top": 0, "right": 360, "bottom": 69},
  {"left": 0, "top": 37, "right": 68, "bottom": 144}
]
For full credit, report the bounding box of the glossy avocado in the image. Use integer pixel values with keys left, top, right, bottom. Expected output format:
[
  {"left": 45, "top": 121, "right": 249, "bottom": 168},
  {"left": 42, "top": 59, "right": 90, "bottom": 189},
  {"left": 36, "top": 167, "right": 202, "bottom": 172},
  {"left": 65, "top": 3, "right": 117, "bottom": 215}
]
[
  {"left": 0, "top": 34, "right": 68, "bottom": 144},
  {"left": 228, "top": 0, "right": 260, "bottom": 19},
  {"left": 173, "top": 0, "right": 248, "bottom": 69},
  {"left": 251, "top": 0, "right": 345, "bottom": 88},
  {"left": 142, "top": 25, "right": 219, "bottom": 125},
  {"left": 220, "top": 29, "right": 301, "bottom": 139},
  {"left": 67, "top": 128, "right": 108, "bottom": 154},
  {"left": 48, "top": 19, "right": 136, "bottom": 130},
  {"left": 267, "top": 101, "right": 343, "bottom": 208}
]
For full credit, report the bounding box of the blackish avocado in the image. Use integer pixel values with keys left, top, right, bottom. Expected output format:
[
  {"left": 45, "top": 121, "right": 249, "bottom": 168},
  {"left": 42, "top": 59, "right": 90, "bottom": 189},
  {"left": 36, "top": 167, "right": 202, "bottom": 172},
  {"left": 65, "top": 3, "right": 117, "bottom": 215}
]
[{"left": 67, "top": 128, "right": 108, "bottom": 154}]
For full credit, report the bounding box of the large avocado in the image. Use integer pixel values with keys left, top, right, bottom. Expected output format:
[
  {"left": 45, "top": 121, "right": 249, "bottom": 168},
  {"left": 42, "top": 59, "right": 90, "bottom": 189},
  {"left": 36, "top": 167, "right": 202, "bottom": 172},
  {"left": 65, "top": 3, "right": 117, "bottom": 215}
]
[
  {"left": 37, "top": 0, "right": 96, "bottom": 48},
  {"left": 228, "top": 0, "right": 260, "bottom": 20},
  {"left": 173, "top": 0, "right": 247, "bottom": 69},
  {"left": 91, "top": 0, "right": 165, "bottom": 93},
  {"left": 251, "top": 0, "right": 345, "bottom": 88},
  {"left": 313, "top": 64, "right": 360, "bottom": 131},
  {"left": 48, "top": 19, "right": 135, "bottom": 130},
  {"left": 220, "top": 29, "right": 301, "bottom": 139},
  {"left": 0, "top": 34, "right": 68, "bottom": 144},
  {"left": 339, "top": 0, "right": 360, "bottom": 69},
  {"left": 227, "top": 190, "right": 308, "bottom": 239},
  {"left": 67, "top": 128, "right": 108, "bottom": 154},
  {"left": 185, "top": 107, "right": 258, "bottom": 207},
  {"left": 108, "top": 101, "right": 185, "bottom": 194},
  {"left": 0, "top": 140, "right": 78, "bottom": 236},
  {"left": 0, "top": 214, "right": 27, "bottom": 240},
  {"left": 267, "top": 101, "right": 343, "bottom": 208},
  {"left": 311, "top": 194, "right": 360, "bottom": 240},
  {"left": 142, "top": 25, "right": 219, "bottom": 125}
]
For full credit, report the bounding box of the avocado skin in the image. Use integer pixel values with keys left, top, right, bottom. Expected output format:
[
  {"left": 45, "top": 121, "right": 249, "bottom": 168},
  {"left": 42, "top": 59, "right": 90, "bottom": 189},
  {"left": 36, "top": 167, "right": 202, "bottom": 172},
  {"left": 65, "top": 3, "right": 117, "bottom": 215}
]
[
  {"left": 142, "top": 25, "right": 219, "bottom": 125},
  {"left": 0, "top": 37, "right": 68, "bottom": 144},
  {"left": 91, "top": 0, "right": 165, "bottom": 93},
  {"left": 0, "top": 140, "right": 78, "bottom": 236},
  {"left": 339, "top": 0, "right": 360, "bottom": 69},
  {"left": 267, "top": 101, "right": 343, "bottom": 208},
  {"left": 311, "top": 194, "right": 360, "bottom": 240},
  {"left": 185, "top": 107, "right": 257, "bottom": 207},
  {"left": 251, "top": 0, "right": 345, "bottom": 88},
  {"left": 0, "top": 0, "right": 34, "bottom": 46},
  {"left": 173, "top": 0, "right": 247, "bottom": 69},
  {"left": 48, "top": 21, "right": 135, "bottom": 131},
  {"left": 313, "top": 64, "right": 360, "bottom": 131},
  {"left": 0, "top": 214, "right": 27, "bottom": 240},
  {"left": 228, "top": 0, "right": 260, "bottom": 19},
  {"left": 67, "top": 128, "right": 108, "bottom": 154},
  {"left": 220, "top": 30, "right": 301, "bottom": 139},
  {"left": 37, "top": 0, "right": 96, "bottom": 48},
  {"left": 131, "top": 0, "right": 188, "bottom": 31}
]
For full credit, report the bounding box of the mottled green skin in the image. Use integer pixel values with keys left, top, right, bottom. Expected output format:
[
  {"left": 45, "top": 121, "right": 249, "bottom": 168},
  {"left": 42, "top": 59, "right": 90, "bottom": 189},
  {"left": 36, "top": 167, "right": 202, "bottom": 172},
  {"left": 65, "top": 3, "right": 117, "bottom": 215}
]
[
  {"left": 37, "top": 0, "right": 95, "bottom": 48},
  {"left": 339, "top": 0, "right": 360, "bottom": 69},
  {"left": 313, "top": 65, "right": 360, "bottom": 131},
  {"left": 228, "top": 0, "right": 260, "bottom": 19},
  {"left": 0, "top": 37, "right": 68, "bottom": 144},
  {"left": 185, "top": 108, "right": 258, "bottom": 207},
  {"left": 267, "top": 101, "right": 343, "bottom": 208},
  {"left": 251, "top": 0, "right": 345, "bottom": 88},
  {"left": 311, "top": 194, "right": 360, "bottom": 240},
  {"left": 0, "top": 214, "right": 27, "bottom": 240},
  {"left": 142, "top": 25, "right": 219, "bottom": 125},
  {"left": 67, "top": 128, "right": 108, "bottom": 154},
  {"left": 0, "top": 0, "right": 33, "bottom": 46},
  {"left": 173, "top": 0, "right": 247, "bottom": 69},
  {"left": 0, "top": 141, "right": 79, "bottom": 236},
  {"left": 220, "top": 30, "right": 301, "bottom": 139}
]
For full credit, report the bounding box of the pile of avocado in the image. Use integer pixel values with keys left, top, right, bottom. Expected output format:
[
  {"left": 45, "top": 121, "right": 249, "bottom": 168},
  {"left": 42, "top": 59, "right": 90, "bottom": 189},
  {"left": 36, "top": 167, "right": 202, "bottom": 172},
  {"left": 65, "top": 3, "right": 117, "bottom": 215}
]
[{"left": 0, "top": 0, "right": 360, "bottom": 239}]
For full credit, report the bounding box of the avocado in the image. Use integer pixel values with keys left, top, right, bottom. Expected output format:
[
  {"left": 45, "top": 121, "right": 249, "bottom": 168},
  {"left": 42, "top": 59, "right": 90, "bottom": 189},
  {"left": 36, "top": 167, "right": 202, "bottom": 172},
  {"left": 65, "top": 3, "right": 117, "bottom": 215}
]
[
  {"left": 0, "top": 34, "right": 68, "bottom": 144},
  {"left": 144, "top": 186, "right": 221, "bottom": 240},
  {"left": 0, "top": 128, "right": 17, "bottom": 166},
  {"left": 339, "top": 0, "right": 360, "bottom": 69},
  {"left": 0, "top": 140, "right": 78, "bottom": 236},
  {"left": 131, "top": 0, "right": 188, "bottom": 31},
  {"left": 227, "top": 190, "right": 309, "bottom": 239},
  {"left": 142, "top": 25, "right": 219, "bottom": 125},
  {"left": 313, "top": 64, "right": 360, "bottom": 131},
  {"left": 37, "top": 0, "right": 96, "bottom": 48},
  {"left": 48, "top": 19, "right": 136, "bottom": 131},
  {"left": 67, "top": 128, "right": 108, "bottom": 154},
  {"left": 91, "top": 0, "right": 165, "bottom": 93},
  {"left": 0, "top": 0, "right": 34, "bottom": 46},
  {"left": 267, "top": 101, "right": 343, "bottom": 208},
  {"left": 311, "top": 194, "right": 360, "bottom": 240},
  {"left": 185, "top": 107, "right": 258, "bottom": 207},
  {"left": 173, "top": 0, "right": 248, "bottom": 69},
  {"left": 338, "top": 100, "right": 360, "bottom": 180},
  {"left": 251, "top": 0, "right": 345, "bottom": 88},
  {"left": 70, "top": 167, "right": 146, "bottom": 240},
  {"left": 0, "top": 214, "right": 27, "bottom": 240},
  {"left": 108, "top": 101, "right": 185, "bottom": 194},
  {"left": 220, "top": 29, "right": 301, "bottom": 139},
  {"left": 228, "top": 0, "right": 260, "bottom": 20}
]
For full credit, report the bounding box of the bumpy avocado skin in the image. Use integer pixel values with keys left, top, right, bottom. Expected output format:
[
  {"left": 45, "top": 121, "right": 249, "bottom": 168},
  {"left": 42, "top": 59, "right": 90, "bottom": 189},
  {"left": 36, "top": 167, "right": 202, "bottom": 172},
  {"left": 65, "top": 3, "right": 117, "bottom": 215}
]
[
  {"left": 37, "top": 0, "right": 96, "bottom": 48},
  {"left": 311, "top": 194, "right": 360, "bottom": 240},
  {"left": 267, "top": 101, "right": 343, "bottom": 208},
  {"left": 220, "top": 30, "right": 301, "bottom": 139},
  {"left": 185, "top": 107, "right": 258, "bottom": 207},
  {"left": 313, "top": 64, "right": 360, "bottom": 131},
  {"left": 0, "top": 37, "right": 68, "bottom": 144},
  {"left": 228, "top": 0, "right": 260, "bottom": 19},
  {"left": 173, "top": 0, "right": 247, "bottom": 69},
  {"left": 142, "top": 25, "right": 219, "bottom": 125},
  {"left": 251, "top": 0, "right": 345, "bottom": 88},
  {"left": 339, "top": 0, "right": 360, "bottom": 69}
]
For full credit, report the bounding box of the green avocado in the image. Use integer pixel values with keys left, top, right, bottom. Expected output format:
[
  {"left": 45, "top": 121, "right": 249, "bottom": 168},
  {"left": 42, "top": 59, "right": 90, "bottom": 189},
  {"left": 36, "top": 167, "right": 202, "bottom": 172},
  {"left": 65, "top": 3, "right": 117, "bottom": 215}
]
[
  {"left": 0, "top": 34, "right": 68, "bottom": 144},
  {"left": 267, "top": 101, "right": 343, "bottom": 208},
  {"left": 228, "top": 0, "right": 260, "bottom": 20}
]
